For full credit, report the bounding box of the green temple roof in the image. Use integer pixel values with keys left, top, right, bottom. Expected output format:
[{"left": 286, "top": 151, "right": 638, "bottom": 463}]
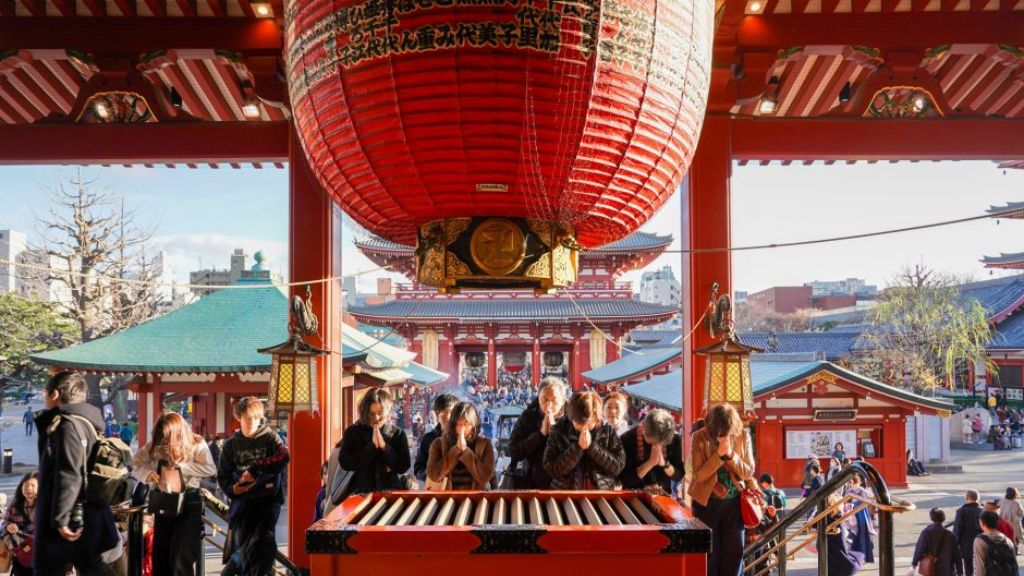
[
  {"left": 31, "top": 279, "right": 289, "bottom": 374},
  {"left": 31, "top": 277, "right": 447, "bottom": 385}
]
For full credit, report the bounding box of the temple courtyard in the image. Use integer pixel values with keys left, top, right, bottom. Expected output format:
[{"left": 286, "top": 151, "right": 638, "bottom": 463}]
[{"left": 0, "top": 391, "right": 1017, "bottom": 575}]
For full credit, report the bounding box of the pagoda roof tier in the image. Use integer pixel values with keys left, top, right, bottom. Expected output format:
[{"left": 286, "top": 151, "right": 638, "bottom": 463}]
[
  {"left": 988, "top": 201, "right": 1024, "bottom": 219},
  {"left": 982, "top": 253, "right": 1024, "bottom": 269},
  {"left": 348, "top": 298, "right": 678, "bottom": 325}
]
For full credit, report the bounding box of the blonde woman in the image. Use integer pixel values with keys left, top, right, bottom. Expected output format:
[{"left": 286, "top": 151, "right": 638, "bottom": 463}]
[
  {"left": 426, "top": 402, "right": 496, "bottom": 490},
  {"left": 688, "top": 403, "right": 755, "bottom": 576},
  {"left": 134, "top": 412, "right": 216, "bottom": 576}
]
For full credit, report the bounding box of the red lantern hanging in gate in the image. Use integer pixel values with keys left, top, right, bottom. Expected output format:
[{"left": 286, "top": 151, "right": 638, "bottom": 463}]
[{"left": 285, "top": 0, "right": 713, "bottom": 292}]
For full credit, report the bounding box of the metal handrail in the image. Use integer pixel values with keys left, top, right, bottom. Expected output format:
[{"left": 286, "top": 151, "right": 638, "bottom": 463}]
[
  {"left": 200, "top": 489, "right": 302, "bottom": 576},
  {"left": 742, "top": 460, "right": 907, "bottom": 576}
]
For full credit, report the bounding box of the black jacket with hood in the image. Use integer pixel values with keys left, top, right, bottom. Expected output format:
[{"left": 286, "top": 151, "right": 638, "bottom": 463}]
[
  {"left": 216, "top": 424, "right": 291, "bottom": 505},
  {"left": 34, "top": 402, "right": 119, "bottom": 568}
]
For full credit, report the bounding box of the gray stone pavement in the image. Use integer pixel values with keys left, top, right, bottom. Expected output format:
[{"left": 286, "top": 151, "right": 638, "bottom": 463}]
[{"left": 782, "top": 446, "right": 1024, "bottom": 575}]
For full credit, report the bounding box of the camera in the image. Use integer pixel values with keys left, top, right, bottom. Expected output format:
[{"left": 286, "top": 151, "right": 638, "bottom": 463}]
[{"left": 67, "top": 502, "right": 84, "bottom": 532}]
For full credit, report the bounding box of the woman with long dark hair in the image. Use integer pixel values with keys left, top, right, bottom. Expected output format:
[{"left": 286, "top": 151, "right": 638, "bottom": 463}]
[
  {"left": 339, "top": 387, "right": 412, "bottom": 493},
  {"left": 426, "top": 402, "right": 496, "bottom": 490},
  {"left": 134, "top": 412, "right": 216, "bottom": 576},
  {"left": 688, "top": 403, "right": 755, "bottom": 576},
  {"left": 1, "top": 473, "right": 37, "bottom": 576}
]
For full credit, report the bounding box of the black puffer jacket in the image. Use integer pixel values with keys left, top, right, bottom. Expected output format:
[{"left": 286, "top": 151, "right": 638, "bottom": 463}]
[
  {"left": 543, "top": 419, "right": 625, "bottom": 490},
  {"left": 507, "top": 399, "right": 552, "bottom": 489}
]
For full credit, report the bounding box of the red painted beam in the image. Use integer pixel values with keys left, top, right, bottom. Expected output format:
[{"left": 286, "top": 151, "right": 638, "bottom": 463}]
[
  {"left": 729, "top": 116, "right": 1024, "bottom": 160},
  {"left": 735, "top": 12, "right": 1024, "bottom": 49},
  {"left": 0, "top": 121, "right": 288, "bottom": 164},
  {"left": 0, "top": 17, "right": 282, "bottom": 56}
]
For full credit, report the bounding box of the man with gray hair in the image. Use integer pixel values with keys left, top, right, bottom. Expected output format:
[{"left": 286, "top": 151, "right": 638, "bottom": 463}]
[
  {"left": 619, "top": 408, "right": 684, "bottom": 496},
  {"left": 954, "top": 489, "right": 984, "bottom": 575}
]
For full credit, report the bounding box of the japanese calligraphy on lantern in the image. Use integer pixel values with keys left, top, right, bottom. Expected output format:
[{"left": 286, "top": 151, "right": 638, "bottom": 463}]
[{"left": 287, "top": 0, "right": 598, "bottom": 83}]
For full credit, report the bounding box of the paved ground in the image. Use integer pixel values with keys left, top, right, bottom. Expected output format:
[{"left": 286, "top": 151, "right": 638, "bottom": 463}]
[
  {"left": 2, "top": 403, "right": 1020, "bottom": 574},
  {"left": 781, "top": 446, "right": 1024, "bottom": 575}
]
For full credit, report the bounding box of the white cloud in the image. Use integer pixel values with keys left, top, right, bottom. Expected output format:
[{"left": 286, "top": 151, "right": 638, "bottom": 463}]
[{"left": 150, "top": 233, "right": 288, "bottom": 284}]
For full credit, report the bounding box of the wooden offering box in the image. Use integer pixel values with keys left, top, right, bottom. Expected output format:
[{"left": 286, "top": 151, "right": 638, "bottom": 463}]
[{"left": 307, "top": 491, "right": 710, "bottom": 575}]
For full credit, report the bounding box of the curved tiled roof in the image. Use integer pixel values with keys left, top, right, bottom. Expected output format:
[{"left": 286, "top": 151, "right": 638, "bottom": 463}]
[
  {"left": 349, "top": 298, "right": 677, "bottom": 322},
  {"left": 738, "top": 332, "right": 862, "bottom": 361},
  {"left": 582, "top": 347, "right": 682, "bottom": 384},
  {"left": 988, "top": 201, "right": 1024, "bottom": 218},
  {"left": 981, "top": 252, "right": 1024, "bottom": 266},
  {"left": 619, "top": 361, "right": 954, "bottom": 414},
  {"left": 31, "top": 280, "right": 289, "bottom": 373},
  {"left": 354, "top": 230, "right": 672, "bottom": 254},
  {"left": 959, "top": 273, "right": 1024, "bottom": 320},
  {"left": 988, "top": 310, "right": 1024, "bottom": 351}
]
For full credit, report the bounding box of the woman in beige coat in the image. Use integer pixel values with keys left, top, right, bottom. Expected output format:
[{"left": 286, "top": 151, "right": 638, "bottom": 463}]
[
  {"left": 427, "top": 402, "right": 496, "bottom": 490},
  {"left": 688, "top": 403, "right": 755, "bottom": 576}
]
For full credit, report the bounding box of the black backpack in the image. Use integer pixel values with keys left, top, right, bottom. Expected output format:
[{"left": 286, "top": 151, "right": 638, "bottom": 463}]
[
  {"left": 980, "top": 534, "right": 1018, "bottom": 576},
  {"left": 65, "top": 414, "right": 134, "bottom": 506}
]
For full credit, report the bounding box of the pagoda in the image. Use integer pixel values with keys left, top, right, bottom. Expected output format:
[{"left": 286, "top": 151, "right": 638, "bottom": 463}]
[
  {"left": 982, "top": 201, "right": 1024, "bottom": 270},
  {"left": 349, "top": 231, "right": 679, "bottom": 390}
]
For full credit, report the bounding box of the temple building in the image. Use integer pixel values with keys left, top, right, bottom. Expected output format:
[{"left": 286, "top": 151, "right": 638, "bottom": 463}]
[
  {"left": 30, "top": 266, "right": 444, "bottom": 445},
  {"left": 348, "top": 231, "right": 679, "bottom": 390},
  {"left": 583, "top": 350, "right": 954, "bottom": 488}
]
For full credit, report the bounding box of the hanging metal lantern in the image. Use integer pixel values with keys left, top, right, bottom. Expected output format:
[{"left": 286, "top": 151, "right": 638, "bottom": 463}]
[
  {"left": 257, "top": 289, "right": 328, "bottom": 414},
  {"left": 695, "top": 333, "right": 762, "bottom": 416},
  {"left": 502, "top": 352, "right": 527, "bottom": 373},
  {"left": 465, "top": 352, "right": 485, "bottom": 369},
  {"left": 543, "top": 351, "right": 564, "bottom": 368},
  {"left": 284, "top": 0, "right": 714, "bottom": 292}
]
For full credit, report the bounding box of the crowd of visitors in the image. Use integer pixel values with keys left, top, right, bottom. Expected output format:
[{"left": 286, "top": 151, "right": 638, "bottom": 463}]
[
  {"left": 0, "top": 371, "right": 290, "bottom": 576},
  {"left": 909, "top": 488, "right": 1022, "bottom": 576}
]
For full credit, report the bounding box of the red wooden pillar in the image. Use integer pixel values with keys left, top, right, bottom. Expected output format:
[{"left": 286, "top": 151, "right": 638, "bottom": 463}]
[
  {"left": 683, "top": 115, "right": 733, "bottom": 446},
  {"left": 571, "top": 327, "right": 583, "bottom": 391},
  {"left": 443, "top": 326, "right": 457, "bottom": 387},
  {"left": 287, "top": 128, "right": 335, "bottom": 569},
  {"left": 487, "top": 335, "right": 497, "bottom": 389},
  {"left": 531, "top": 336, "right": 541, "bottom": 387}
]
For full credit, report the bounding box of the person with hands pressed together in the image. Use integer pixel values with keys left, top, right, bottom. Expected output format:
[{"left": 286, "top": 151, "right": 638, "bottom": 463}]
[
  {"left": 619, "top": 409, "right": 684, "bottom": 496},
  {"left": 426, "top": 402, "right": 496, "bottom": 490},
  {"left": 216, "top": 397, "right": 290, "bottom": 576},
  {"left": 339, "top": 387, "right": 412, "bottom": 493},
  {"left": 508, "top": 377, "right": 568, "bottom": 489},
  {"left": 543, "top": 391, "right": 626, "bottom": 490},
  {"left": 688, "top": 403, "right": 756, "bottom": 576}
]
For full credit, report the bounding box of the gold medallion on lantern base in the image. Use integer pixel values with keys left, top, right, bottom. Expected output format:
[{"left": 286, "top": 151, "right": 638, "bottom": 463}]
[{"left": 416, "top": 217, "right": 578, "bottom": 293}]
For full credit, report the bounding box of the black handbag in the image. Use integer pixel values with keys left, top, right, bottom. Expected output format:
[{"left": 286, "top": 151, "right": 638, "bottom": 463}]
[
  {"left": 147, "top": 465, "right": 185, "bottom": 519},
  {"left": 499, "top": 459, "right": 531, "bottom": 490}
]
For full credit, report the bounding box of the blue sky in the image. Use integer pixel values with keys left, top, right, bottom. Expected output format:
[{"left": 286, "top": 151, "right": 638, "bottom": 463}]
[{"left": 1, "top": 161, "right": 1022, "bottom": 294}]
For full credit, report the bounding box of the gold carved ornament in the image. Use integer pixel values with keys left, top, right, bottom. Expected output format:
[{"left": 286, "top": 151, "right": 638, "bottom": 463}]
[{"left": 469, "top": 218, "right": 526, "bottom": 276}]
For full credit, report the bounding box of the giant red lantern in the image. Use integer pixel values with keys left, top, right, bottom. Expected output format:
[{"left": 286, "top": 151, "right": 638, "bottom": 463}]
[{"left": 285, "top": 0, "right": 712, "bottom": 291}]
